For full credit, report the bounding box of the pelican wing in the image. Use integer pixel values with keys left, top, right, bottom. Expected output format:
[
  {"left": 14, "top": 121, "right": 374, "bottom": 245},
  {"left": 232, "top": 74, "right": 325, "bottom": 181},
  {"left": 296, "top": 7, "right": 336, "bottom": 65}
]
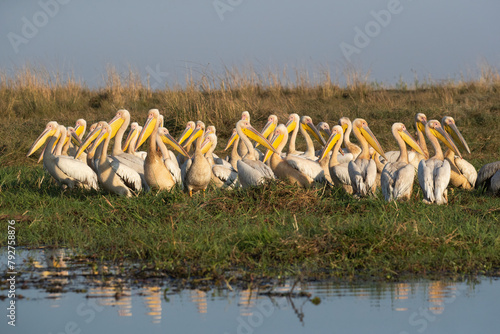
[
  {"left": 332, "top": 164, "right": 351, "bottom": 186},
  {"left": 418, "top": 159, "right": 436, "bottom": 203},
  {"left": 392, "top": 163, "right": 415, "bottom": 200},
  {"left": 237, "top": 159, "right": 274, "bottom": 187},
  {"left": 54, "top": 156, "right": 99, "bottom": 190},
  {"left": 109, "top": 158, "right": 142, "bottom": 192},
  {"left": 348, "top": 159, "right": 376, "bottom": 196},
  {"left": 213, "top": 165, "right": 238, "bottom": 188},
  {"left": 381, "top": 163, "right": 397, "bottom": 201},
  {"left": 434, "top": 160, "right": 451, "bottom": 205},
  {"left": 476, "top": 161, "right": 500, "bottom": 190},
  {"left": 286, "top": 155, "right": 325, "bottom": 182},
  {"left": 454, "top": 157, "right": 477, "bottom": 187},
  {"left": 164, "top": 158, "right": 182, "bottom": 185}
]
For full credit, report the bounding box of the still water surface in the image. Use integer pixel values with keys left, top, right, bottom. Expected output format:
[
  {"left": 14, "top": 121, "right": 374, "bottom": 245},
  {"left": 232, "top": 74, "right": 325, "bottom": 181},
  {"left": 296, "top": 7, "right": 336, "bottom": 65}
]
[{"left": 1, "top": 248, "right": 498, "bottom": 334}]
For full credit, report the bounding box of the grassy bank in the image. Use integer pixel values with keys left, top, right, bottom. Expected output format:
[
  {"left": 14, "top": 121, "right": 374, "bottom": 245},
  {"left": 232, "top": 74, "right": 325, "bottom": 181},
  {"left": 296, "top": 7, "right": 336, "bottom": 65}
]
[{"left": 1, "top": 65, "right": 500, "bottom": 280}]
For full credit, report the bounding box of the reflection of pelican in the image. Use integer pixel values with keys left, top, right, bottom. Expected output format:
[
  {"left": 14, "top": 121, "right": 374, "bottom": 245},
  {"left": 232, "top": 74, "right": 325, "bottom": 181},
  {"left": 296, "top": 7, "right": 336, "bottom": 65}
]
[
  {"left": 143, "top": 286, "right": 162, "bottom": 323},
  {"left": 27, "top": 122, "right": 99, "bottom": 190},
  {"left": 348, "top": 119, "right": 386, "bottom": 197},
  {"left": 418, "top": 120, "right": 462, "bottom": 205},
  {"left": 190, "top": 290, "right": 208, "bottom": 314},
  {"left": 442, "top": 116, "right": 477, "bottom": 189},
  {"left": 381, "top": 123, "right": 427, "bottom": 202},
  {"left": 476, "top": 161, "right": 500, "bottom": 194}
]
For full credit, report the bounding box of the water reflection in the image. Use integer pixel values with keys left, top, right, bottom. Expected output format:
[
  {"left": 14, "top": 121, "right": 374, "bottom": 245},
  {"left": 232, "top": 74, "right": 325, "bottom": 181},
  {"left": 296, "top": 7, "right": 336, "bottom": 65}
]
[{"left": 1, "top": 248, "right": 498, "bottom": 334}]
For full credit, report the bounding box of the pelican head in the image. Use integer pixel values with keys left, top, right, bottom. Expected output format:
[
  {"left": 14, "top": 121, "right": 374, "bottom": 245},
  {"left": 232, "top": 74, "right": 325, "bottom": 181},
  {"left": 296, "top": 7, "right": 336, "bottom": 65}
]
[
  {"left": 74, "top": 119, "right": 87, "bottom": 139},
  {"left": 236, "top": 119, "right": 278, "bottom": 154},
  {"left": 123, "top": 122, "right": 140, "bottom": 152},
  {"left": 89, "top": 122, "right": 111, "bottom": 155},
  {"left": 27, "top": 121, "right": 59, "bottom": 157},
  {"left": 426, "top": 120, "right": 462, "bottom": 158},
  {"left": 108, "top": 109, "right": 129, "bottom": 138},
  {"left": 415, "top": 113, "right": 427, "bottom": 133},
  {"left": 200, "top": 133, "right": 217, "bottom": 155},
  {"left": 301, "top": 116, "right": 326, "bottom": 146},
  {"left": 205, "top": 125, "right": 217, "bottom": 136},
  {"left": 241, "top": 111, "right": 250, "bottom": 121},
  {"left": 392, "top": 122, "right": 428, "bottom": 159},
  {"left": 317, "top": 122, "right": 332, "bottom": 140},
  {"left": 353, "top": 118, "right": 386, "bottom": 160},
  {"left": 318, "top": 125, "right": 344, "bottom": 161},
  {"left": 263, "top": 124, "right": 288, "bottom": 163},
  {"left": 442, "top": 116, "right": 471, "bottom": 154},
  {"left": 183, "top": 121, "right": 206, "bottom": 148},
  {"left": 177, "top": 121, "right": 196, "bottom": 145},
  {"left": 75, "top": 123, "right": 102, "bottom": 159},
  {"left": 224, "top": 128, "right": 238, "bottom": 151},
  {"left": 135, "top": 109, "right": 160, "bottom": 150},
  {"left": 158, "top": 127, "right": 191, "bottom": 158},
  {"left": 285, "top": 113, "right": 300, "bottom": 133},
  {"left": 339, "top": 117, "right": 352, "bottom": 134}
]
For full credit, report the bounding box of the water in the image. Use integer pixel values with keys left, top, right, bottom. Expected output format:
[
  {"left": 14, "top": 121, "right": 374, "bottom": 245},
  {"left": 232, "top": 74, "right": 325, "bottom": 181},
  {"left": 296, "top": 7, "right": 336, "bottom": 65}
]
[{"left": 1, "top": 249, "right": 499, "bottom": 334}]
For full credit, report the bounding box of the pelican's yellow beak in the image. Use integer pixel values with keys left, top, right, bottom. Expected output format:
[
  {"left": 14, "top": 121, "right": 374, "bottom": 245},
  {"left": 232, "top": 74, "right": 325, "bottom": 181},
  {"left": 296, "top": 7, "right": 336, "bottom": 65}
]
[
  {"left": 242, "top": 125, "right": 278, "bottom": 154},
  {"left": 318, "top": 130, "right": 342, "bottom": 162},
  {"left": 224, "top": 130, "right": 238, "bottom": 151},
  {"left": 27, "top": 127, "right": 57, "bottom": 157},
  {"left": 262, "top": 130, "right": 284, "bottom": 163},
  {"left": 360, "top": 124, "right": 386, "bottom": 160},
  {"left": 285, "top": 118, "right": 297, "bottom": 133},
  {"left": 200, "top": 137, "right": 213, "bottom": 155},
  {"left": 341, "top": 123, "right": 348, "bottom": 133},
  {"left": 183, "top": 128, "right": 204, "bottom": 149},
  {"left": 431, "top": 125, "right": 462, "bottom": 159},
  {"left": 443, "top": 119, "right": 470, "bottom": 154},
  {"left": 399, "top": 128, "right": 428, "bottom": 159},
  {"left": 123, "top": 127, "right": 139, "bottom": 152},
  {"left": 74, "top": 123, "right": 85, "bottom": 139},
  {"left": 135, "top": 115, "right": 157, "bottom": 150},
  {"left": 177, "top": 125, "right": 194, "bottom": 145},
  {"left": 161, "top": 132, "right": 191, "bottom": 158},
  {"left": 301, "top": 121, "right": 326, "bottom": 146},
  {"left": 75, "top": 126, "right": 102, "bottom": 159},
  {"left": 90, "top": 128, "right": 109, "bottom": 155},
  {"left": 255, "top": 119, "right": 277, "bottom": 149},
  {"left": 108, "top": 114, "right": 125, "bottom": 139},
  {"left": 417, "top": 119, "right": 427, "bottom": 134},
  {"left": 69, "top": 128, "right": 82, "bottom": 147}
]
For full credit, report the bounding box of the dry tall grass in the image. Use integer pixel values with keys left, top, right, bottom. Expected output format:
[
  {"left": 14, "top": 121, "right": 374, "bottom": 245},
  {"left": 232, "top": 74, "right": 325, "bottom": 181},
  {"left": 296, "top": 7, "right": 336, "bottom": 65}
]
[{"left": 1, "top": 63, "right": 499, "bottom": 166}]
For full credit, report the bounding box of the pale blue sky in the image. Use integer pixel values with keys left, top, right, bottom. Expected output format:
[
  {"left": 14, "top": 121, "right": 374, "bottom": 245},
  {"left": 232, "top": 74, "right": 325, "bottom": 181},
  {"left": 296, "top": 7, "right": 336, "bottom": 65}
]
[{"left": 1, "top": 0, "right": 499, "bottom": 87}]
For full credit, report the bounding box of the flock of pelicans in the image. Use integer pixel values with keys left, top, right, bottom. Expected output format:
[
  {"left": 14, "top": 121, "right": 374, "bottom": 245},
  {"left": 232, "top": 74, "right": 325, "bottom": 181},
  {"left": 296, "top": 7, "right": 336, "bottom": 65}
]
[{"left": 27, "top": 109, "right": 500, "bottom": 203}]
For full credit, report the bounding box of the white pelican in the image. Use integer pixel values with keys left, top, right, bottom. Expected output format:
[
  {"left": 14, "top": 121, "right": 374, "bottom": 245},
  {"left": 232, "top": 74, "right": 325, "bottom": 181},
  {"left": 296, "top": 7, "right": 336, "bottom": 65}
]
[
  {"left": 27, "top": 122, "right": 98, "bottom": 191},
  {"left": 224, "top": 128, "right": 242, "bottom": 171},
  {"left": 442, "top": 116, "right": 477, "bottom": 189},
  {"left": 418, "top": 120, "right": 462, "bottom": 205},
  {"left": 339, "top": 117, "right": 361, "bottom": 163},
  {"left": 184, "top": 127, "right": 212, "bottom": 196},
  {"left": 202, "top": 133, "right": 239, "bottom": 189},
  {"left": 476, "top": 161, "right": 500, "bottom": 194},
  {"left": 381, "top": 123, "right": 428, "bottom": 202},
  {"left": 89, "top": 122, "right": 142, "bottom": 197},
  {"left": 122, "top": 122, "right": 147, "bottom": 160},
  {"left": 158, "top": 127, "right": 186, "bottom": 186},
  {"left": 235, "top": 119, "right": 277, "bottom": 188},
  {"left": 348, "top": 118, "right": 387, "bottom": 197},
  {"left": 138, "top": 109, "right": 189, "bottom": 191},
  {"left": 266, "top": 124, "right": 314, "bottom": 188},
  {"left": 319, "top": 125, "right": 353, "bottom": 194},
  {"left": 286, "top": 115, "right": 326, "bottom": 160}
]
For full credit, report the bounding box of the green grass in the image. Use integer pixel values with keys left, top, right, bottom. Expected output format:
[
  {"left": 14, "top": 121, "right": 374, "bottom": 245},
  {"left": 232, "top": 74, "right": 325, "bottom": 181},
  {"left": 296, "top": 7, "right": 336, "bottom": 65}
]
[{"left": 1, "top": 65, "right": 500, "bottom": 281}]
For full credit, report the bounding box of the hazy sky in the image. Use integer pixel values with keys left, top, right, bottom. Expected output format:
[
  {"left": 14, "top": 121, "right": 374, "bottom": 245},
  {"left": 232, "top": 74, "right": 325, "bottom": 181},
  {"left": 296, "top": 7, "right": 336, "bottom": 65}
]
[{"left": 1, "top": 0, "right": 499, "bottom": 88}]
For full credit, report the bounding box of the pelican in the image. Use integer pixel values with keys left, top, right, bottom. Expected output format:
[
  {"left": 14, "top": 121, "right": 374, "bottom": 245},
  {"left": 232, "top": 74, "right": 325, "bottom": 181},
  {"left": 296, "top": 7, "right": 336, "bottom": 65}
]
[
  {"left": 27, "top": 122, "right": 98, "bottom": 191},
  {"left": 158, "top": 127, "right": 186, "bottom": 185},
  {"left": 89, "top": 122, "right": 142, "bottom": 197},
  {"left": 319, "top": 125, "right": 353, "bottom": 194},
  {"left": 476, "top": 161, "right": 500, "bottom": 194},
  {"left": 235, "top": 119, "right": 277, "bottom": 188},
  {"left": 381, "top": 123, "right": 428, "bottom": 202},
  {"left": 286, "top": 115, "right": 326, "bottom": 160},
  {"left": 266, "top": 124, "right": 314, "bottom": 188},
  {"left": 123, "top": 122, "right": 147, "bottom": 159},
  {"left": 418, "top": 120, "right": 462, "bottom": 205},
  {"left": 184, "top": 126, "right": 212, "bottom": 196},
  {"left": 138, "top": 109, "right": 189, "bottom": 191},
  {"left": 202, "top": 133, "right": 239, "bottom": 189},
  {"left": 382, "top": 113, "right": 429, "bottom": 170},
  {"left": 339, "top": 117, "right": 361, "bottom": 163},
  {"left": 442, "top": 116, "right": 477, "bottom": 189},
  {"left": 109, "top": 109, "right": 146, "bottom": 170},
  {"left": 229, "top": 112, "right": 276, "bottom": 160},
  {"left": 348, "top": 118, "right": 387, "bottom": 197},
  {"left": 66, "top": 119, "right": 87, "bottom": 162},
  {"left": 254, "top": 114, "right": 278, "bottom": 149},
  {"left": 224, "top": 128, "right": 242, "bottom": 171}
]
